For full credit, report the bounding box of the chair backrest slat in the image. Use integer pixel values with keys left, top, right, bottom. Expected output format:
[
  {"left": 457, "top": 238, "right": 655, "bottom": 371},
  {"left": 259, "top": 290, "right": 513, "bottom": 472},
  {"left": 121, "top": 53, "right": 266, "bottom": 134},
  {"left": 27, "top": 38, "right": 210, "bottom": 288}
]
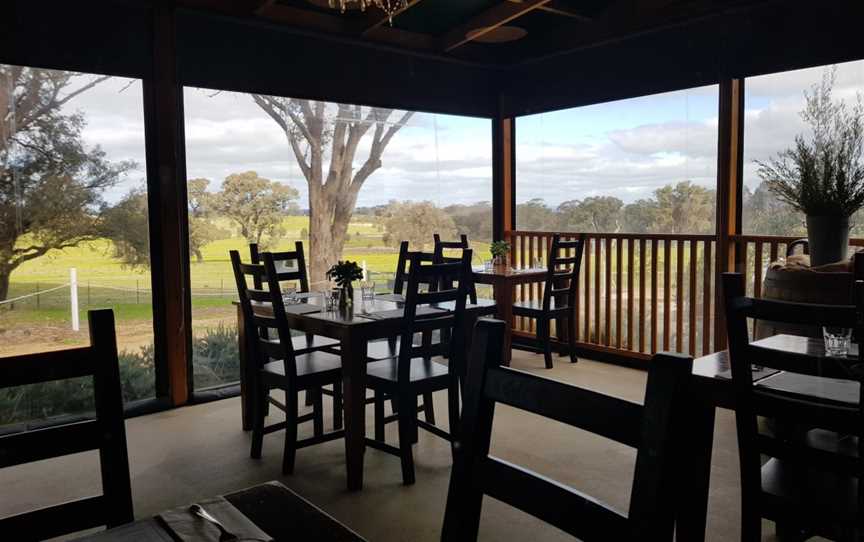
[
  {"left": 442, "top": 319, "right": 691, "bottom": 541},
  {"left": 433, "top": 233, "right": 478, "bottom": 304},
  {"left": 0, "top": 309, "right": 133, "bottom": 539},
  {"left": 0, "top": 347, "right": 94, "bottom": 387},
  {"left": 393, "top": 241, "right": 435, "bottom": 296},
  {"left": 482, "top": 368, "right": 643, "bottom": 448},
  {"left": 480, "top": 456, "right": 631, "bottom": 541}
]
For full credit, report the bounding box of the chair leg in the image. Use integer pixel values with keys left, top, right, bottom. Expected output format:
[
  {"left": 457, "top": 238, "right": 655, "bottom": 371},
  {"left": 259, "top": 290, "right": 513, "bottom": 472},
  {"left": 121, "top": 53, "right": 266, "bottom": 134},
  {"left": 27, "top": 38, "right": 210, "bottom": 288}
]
[
  {"left": 282, "top": 389, "right": 299, "bottom": 475},
  {"left": 332, "top": 383, "right": 343, "bottom": 431},
  {"left": 250, "top": 384, "right": 268, "bottom": 459},
  {"left": 568, "top": 314, "right": 579, "bottom": 363},
  {"left": 397, "top": 393, "right": 417, "bottom": 485},
  {"left": 304, "top": 389, "right": 313, "bottom": 407},
  {"left": 374, "top": 389, "right": 385, "bottom": 442},
  {"left": 311, "top": 388, "right": 324, "bottom": 437},
  {"left": 421, "top": 330, "right": 432, "bottom": 361},
  {"left": 538, "top": 318, "right": 554, "bottom": 369},
  {"left": 422, "top": 391, "right": 436, "bottom": 425}
]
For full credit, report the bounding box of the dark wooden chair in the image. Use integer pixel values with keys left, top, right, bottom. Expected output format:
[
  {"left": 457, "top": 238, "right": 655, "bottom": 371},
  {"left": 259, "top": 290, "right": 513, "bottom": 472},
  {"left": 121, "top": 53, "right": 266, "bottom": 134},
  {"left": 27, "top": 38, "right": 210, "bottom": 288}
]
[
  {"left": 0, "top": 309, "right": 134, "bottom": 540},
  {"left": 723, "top": 272, "right": 864, "bottom": 541},
  {"left": 433, "top": 233, "right": 478, "bottom": 304},
  {"left": 441, "top": 318, "right": 692, "bottom": 541},
  {"left": 511, "top": 233, "right": 585, "bottom": 368},
  {"left": 230, "top": 250, "right": 344, "bottom": 474},
  {"left": 365, "top": 250, "right": 473, "bottom": 485}
]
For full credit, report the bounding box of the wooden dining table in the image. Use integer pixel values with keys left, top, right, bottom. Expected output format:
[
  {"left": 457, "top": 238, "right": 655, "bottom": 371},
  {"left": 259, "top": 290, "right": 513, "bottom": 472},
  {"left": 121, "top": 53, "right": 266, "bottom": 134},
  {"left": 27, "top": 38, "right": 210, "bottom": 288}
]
[
  {"left": 73, "top": 481, "right": 365, "bottom": 541},
  {"left": 471, "top": 264, "right": 547, "bottom": 364},
  {"left": 235, "top": 292, "right": 496, "bottom": 491},
  {"left": 674, "top": 334, "right": 861, "bottom": 541}
]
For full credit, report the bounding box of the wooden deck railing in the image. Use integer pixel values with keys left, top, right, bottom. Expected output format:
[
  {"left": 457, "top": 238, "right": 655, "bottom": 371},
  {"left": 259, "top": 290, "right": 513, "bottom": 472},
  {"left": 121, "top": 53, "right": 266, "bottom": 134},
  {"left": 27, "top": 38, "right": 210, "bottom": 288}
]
[{"left": 505, "top": 231, "right": 863, "bottom": 362}]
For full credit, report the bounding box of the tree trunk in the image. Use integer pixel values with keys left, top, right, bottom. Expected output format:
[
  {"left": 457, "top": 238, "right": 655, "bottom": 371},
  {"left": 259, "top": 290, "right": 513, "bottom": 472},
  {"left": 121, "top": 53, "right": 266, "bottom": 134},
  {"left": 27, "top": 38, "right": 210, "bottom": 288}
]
[{"left": 0, "top": 265, "right": 12, "bottom": 303}]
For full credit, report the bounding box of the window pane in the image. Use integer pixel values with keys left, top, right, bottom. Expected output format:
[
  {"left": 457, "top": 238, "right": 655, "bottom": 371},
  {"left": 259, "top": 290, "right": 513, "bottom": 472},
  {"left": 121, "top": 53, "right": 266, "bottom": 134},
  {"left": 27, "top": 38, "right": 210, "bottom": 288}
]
[
  {"left": 743, "top": 60, "right": 864, "bottom": 235},
  {"left": 0, "top": 65, "right": 154, "bottom": 426},
  {"left": 183, "top": 89, "right": 492, "bottom": 390},
  {"left": 516, "top": 86, "right": 719, "bottom": 234}
]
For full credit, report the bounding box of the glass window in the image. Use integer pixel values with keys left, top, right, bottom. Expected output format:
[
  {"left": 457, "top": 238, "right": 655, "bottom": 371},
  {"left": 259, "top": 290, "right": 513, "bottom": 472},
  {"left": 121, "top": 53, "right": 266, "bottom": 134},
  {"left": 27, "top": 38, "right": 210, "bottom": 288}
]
[
  {"left": 515, "top": 86, "right": 719, "bottom": 234},
  {"left": 743, "top": 60, "right": 864, "bottom": 235},
  {"left": 0, "top": 65, "right": 153, "bottom": 425},
  {"left": 183, "top": 89, "right": 492, "bottom": 390}
]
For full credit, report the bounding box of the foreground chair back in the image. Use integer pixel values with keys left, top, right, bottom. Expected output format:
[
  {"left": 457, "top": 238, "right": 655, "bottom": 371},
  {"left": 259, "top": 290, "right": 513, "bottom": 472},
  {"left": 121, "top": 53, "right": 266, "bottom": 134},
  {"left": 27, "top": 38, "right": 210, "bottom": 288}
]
[
  {"left": 250, "top": 241, "right": 310, "bottom": 293},
  {"left": 723, "top": 272, "right": 864, "bottom": 541},
  {"left": 0, "top": 309, "right": 133, "bottom": 540},
  {"left": 442, "top": 318, "right": 691, "bottom": 541},
  {"left": 392, "top": 241, "right": 436, "bottom": 297},
  {"left": 433, "top": 233, "right": 478, "bottom": 304}
]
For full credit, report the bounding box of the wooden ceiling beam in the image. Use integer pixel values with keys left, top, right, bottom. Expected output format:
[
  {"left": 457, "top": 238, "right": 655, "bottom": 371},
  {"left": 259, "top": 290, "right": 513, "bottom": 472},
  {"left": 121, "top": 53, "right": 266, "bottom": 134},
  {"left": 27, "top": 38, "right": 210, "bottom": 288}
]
[
  {"left": 442, "top": 0, "right": 552, "bottom": 53},
  {"left": 506, "top": 0, "right": 593, "bottom": 22}
]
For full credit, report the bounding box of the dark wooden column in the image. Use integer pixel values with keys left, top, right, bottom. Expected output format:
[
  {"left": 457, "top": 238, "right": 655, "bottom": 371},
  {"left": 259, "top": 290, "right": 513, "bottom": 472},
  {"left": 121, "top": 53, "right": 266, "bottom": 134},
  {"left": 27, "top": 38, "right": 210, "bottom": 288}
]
[
  {"left": 492, "top": 117, "right": 515, "bottom": 242},
  {"left": 714, "top": 78, "right": 744, "bottom": 349},
  {"left": 143, "top": 5, "right": 191, "bottom": 405}
]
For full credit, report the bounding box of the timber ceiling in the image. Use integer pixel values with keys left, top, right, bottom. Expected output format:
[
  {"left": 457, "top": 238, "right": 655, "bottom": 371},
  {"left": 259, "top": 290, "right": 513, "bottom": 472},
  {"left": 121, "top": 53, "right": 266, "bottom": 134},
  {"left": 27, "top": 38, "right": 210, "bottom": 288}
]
[{"left": 174, "top": 0, "right": 772, "bottom": 67}]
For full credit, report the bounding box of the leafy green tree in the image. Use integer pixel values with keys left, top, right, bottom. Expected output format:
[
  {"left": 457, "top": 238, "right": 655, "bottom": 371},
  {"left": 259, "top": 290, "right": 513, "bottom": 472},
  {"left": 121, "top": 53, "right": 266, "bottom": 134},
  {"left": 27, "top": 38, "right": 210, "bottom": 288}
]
[
  {"left": 380, "top": 200, "right": 457, "bottom": 250},
  {"left": 743, "top": 183, "right": 805, "bottom": 236},
  {"left": 187, "top": 178, "right": 224, "bottom": 262},
  {"left": 557, "top": 196, "right": 623, "bottom": 232},
  {"left": 622, "top": 198, "right": 657, "bottom": 233},
  {"left": 516, "top": 198, "right": 557, "bottom": 231},
  {"left": 0, "top": 66, "right": 132, "bottom": 301},
  {"left": 102, "top": 189, "right": 150, "bottom": 268},
  {"left": 651, "top": 181, "right": 715, "bottom": 234},
  {"left": 215, "top": 171, "right": 298, "bottom": 248},
  {"left": 443, "top": 201, "right": 493, "bottom": 242}
]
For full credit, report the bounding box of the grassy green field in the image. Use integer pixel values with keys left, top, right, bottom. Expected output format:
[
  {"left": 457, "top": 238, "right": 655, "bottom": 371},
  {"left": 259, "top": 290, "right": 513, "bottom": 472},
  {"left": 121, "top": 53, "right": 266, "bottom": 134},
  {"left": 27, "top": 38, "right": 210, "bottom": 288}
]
[{"left": 0, "top": 215, "right": 490, "bottom": 355}]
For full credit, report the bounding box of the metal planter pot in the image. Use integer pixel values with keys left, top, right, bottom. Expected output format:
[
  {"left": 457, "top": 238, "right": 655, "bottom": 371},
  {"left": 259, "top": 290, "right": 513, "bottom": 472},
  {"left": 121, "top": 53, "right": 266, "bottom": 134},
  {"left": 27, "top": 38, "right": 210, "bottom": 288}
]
[{"left": 806, "top": 214, "right": 850, "bottom": 266}]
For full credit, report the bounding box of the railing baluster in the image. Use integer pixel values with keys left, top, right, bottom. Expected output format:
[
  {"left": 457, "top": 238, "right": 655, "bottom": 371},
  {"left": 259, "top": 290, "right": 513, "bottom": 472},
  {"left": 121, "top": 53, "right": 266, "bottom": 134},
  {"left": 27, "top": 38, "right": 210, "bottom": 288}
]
[
  {"left": 604, "top": 237, "right": 612, "bottom": 347},
  {"left": 651, "top": 238, "right": 658, "bottom": 354},
  {"left": 584, "top": 236, "right": 591, "bottom": 341},
  {"left": 754, "top": 240, "right": 763, "bottom": 298},
  {"left": 528, "top": 235, "right": 536, "bottom": 333},
  {"left": 639, "top": 238, "right": 646, "bottom": 353},
  {"left": 594, "top": 235, "right": 601, "bottom": 344},
  {"left": 616, "top": 236, "right": 622, "bottom": 350},
  {"left": 676, "top": 239, "right": 684, "bottom": 353},
  {"left": 663, "top": 238, "right": 671, "bottom": 351},
  {"left": 702, "top": 240, "right": 712, "bottom": 356},
  {"left": 519, "top": 232, "right": 526, "bottom": 332},
  {"left": 769, "top": 241, "right": 778, "bottom": 266},
  {"left": 688, "top": 239, "right": 697, "bottom": 356},
  {"left": 627, "top": 238, "right": 634, "bottom": 351}
]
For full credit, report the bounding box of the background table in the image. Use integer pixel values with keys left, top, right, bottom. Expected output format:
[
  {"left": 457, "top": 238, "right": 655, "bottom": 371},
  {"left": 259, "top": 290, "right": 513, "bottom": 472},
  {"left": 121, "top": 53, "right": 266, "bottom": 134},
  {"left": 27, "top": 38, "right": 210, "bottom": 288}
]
[
  {"left": 472, "top": 265, "right": 547, "bottom": 364},
  {"left": 236, "top": 293, "right": 496, "bottom": 491},
  {"left": 75, "top": 481, "right": 366, "bottom": 541}
]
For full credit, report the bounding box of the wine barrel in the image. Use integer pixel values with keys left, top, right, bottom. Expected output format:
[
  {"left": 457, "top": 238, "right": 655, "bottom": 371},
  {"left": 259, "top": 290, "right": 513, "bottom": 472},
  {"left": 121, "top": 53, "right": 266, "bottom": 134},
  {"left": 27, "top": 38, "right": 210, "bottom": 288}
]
[{"left": 754, "top": 262, "right": 854, "bottom": 339}]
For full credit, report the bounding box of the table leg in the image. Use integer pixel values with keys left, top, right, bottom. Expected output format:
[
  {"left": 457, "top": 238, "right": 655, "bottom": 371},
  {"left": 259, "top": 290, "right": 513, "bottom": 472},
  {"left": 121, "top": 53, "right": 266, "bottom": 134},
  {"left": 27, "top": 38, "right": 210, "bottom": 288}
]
[
  {"left": 341, "top": 334, "right": 368, "bottom": 491},
  {"left": 237, "top": 304, "right": 256, "bottom": 431},
  {"left": 674, "top": 399, "right": 716, "bottom": 541},
  {"left": 492, "top": 281, "right": 514, "bottom": 365}
]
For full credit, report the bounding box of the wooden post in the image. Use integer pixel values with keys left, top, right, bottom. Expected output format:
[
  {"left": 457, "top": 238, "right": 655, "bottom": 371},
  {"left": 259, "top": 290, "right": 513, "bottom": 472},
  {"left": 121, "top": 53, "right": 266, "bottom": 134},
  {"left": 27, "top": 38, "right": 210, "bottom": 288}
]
[
  {"left": 714, "top": 78, "right": 744, "bottom": 350},
  {"left": 143, "top": 5, "right": 191, "bottom": 406},
  {"left": 492, "top": 117, "right": 515, "bottom": 242}
]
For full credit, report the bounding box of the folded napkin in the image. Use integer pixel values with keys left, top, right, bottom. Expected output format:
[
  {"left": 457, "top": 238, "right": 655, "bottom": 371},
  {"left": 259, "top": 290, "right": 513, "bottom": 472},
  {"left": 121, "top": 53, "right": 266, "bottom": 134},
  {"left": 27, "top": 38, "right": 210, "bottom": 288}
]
[
  {"left": 362, "top": 306, "right": 446, "bottom": 320},
  {"left": 159, "top": 497, "right": 273, "bottom": 542}
]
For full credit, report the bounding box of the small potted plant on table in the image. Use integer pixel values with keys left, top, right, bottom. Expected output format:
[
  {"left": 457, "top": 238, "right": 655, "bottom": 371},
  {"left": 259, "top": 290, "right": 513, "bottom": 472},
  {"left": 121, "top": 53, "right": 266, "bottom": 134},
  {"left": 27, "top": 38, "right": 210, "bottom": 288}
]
[
  {"left": 326, "top": 260, "right": 364, "bottom": 310},
  {"left": 490, "top": 240, "right": 511, "bottom": 266}
]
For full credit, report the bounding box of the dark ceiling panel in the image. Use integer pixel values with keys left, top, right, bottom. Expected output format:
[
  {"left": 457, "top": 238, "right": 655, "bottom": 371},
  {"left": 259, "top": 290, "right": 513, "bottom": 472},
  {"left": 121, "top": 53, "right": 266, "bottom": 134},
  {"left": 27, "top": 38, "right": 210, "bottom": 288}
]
[{"left": 394, "top": 0, "right": 500, "bottom": 36}]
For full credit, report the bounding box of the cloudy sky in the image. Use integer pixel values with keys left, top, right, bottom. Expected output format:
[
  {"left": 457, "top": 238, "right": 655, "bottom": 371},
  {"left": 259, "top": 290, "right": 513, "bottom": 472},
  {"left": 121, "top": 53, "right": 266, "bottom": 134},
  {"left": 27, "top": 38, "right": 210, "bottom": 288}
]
[{"left": 57, "top": 58, "right": 864, "bottom": 208}]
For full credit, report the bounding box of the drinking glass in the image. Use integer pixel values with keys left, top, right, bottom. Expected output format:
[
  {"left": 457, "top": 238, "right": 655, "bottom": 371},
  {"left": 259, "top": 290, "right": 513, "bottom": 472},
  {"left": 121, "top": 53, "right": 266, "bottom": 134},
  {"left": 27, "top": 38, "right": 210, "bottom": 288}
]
[
  {"left": 360, "top": 281, "right": 375, "bottom": 301},
  {"left": 326, "top": 288, "right": 341, "bottom": 312},
  {"left": 532, "top": 257, "right": 543, "bottom": 270},
  {"left": 483, "top": 259, "right": 493, "bottom": 271},
  {"left": 823, "top": 326, "right": 852, "bottom": 357},
  {"left": 282, "top": 286, "right": 297, "bottom": 304}
]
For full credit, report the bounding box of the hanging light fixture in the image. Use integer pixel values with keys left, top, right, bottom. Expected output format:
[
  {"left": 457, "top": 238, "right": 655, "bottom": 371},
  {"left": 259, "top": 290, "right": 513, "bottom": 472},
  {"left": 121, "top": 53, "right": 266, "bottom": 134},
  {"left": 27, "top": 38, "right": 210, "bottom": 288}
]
[
  {"left": 327, "top": 0, "right": 407, "bottom": 25},
  {"left": 374, "top": 0, "right": 407, "bottom": 25}
]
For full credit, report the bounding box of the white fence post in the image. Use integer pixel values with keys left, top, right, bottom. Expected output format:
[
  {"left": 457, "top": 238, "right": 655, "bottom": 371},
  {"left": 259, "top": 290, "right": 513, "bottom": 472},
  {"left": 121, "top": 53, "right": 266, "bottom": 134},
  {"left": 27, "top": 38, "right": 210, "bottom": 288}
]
[{"left": 70, "top": 268, "right": 79, "bottom": 331}]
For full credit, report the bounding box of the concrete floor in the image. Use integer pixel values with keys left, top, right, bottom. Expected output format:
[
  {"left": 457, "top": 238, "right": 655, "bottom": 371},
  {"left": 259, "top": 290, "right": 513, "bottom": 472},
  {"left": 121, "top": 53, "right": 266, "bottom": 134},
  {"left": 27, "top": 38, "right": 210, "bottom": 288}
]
[{"left": 1, "top": 350, "right": 775, "bottom": 541}]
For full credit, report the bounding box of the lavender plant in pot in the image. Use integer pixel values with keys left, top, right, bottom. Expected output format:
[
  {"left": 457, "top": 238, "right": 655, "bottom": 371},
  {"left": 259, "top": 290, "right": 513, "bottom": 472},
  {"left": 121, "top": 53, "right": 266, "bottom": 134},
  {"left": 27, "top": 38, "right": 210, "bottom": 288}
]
[{"left": 758, "top": 69, "right": 864, "bottom": 266}]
